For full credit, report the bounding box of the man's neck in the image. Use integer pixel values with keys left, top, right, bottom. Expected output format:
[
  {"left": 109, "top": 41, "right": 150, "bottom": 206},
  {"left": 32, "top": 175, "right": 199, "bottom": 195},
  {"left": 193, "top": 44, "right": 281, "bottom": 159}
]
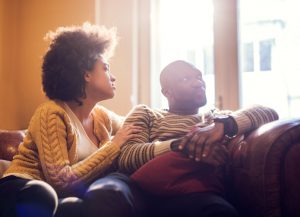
[{"left": 167, "top": 107, "right": 199, "bottom": 115}]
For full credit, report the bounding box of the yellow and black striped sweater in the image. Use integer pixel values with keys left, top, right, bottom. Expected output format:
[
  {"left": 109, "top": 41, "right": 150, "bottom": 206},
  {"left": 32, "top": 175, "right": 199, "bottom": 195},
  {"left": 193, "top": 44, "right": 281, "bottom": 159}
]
[
  {"left": 118, "top": 104, "right": 279, "bottom": 174},
  {"left": 4, "top": 100, "right": 122, "bottom": 193}
]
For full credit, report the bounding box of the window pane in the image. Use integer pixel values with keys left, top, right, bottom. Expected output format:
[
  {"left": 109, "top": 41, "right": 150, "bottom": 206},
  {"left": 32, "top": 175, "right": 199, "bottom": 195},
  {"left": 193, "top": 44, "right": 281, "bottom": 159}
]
[
  {"left": 242, "top": 42, "right": 254, "bottom": 72},
  {"left": 259, "top": 39, "right": 273, "bottom": 71},
  {"left": 239, "top": 0, "right": 300, "bottom": 118}
]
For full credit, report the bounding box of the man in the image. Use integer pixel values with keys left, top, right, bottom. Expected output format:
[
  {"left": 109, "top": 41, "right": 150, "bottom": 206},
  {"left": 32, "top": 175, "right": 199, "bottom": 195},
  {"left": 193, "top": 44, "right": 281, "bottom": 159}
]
[
  {"left": 118, "top": 60, "right": 278, "bottom": 172},
  {"left": 103, "top": 60, "right": 278, "bottom": 217}
]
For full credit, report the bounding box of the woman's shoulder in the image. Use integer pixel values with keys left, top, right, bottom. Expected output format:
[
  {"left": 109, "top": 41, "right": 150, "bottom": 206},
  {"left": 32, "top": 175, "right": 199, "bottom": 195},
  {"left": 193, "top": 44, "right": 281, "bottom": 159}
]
[
  {"left": 92, "top": 104, "right": 123, "bottom": 123},
  {"left": 30, "top": 100, "right": 67, "bottom": 123},
  {"left": 92, "top": 104, "right": 123, "bottom": 134},
  {"left": 35, "top": 100, "right": 65, "bottom": 112},
  {"left": 92, "top": 104, "right": 111, "bottom": 118},
  {"left": 27, "top": 100, "right": 70, "bottom": 134}
]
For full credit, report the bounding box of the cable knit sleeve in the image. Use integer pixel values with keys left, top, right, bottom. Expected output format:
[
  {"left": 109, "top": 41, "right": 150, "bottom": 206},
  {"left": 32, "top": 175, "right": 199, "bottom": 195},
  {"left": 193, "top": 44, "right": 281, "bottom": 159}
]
[{"left": 30, "top": 105, "right": 120, "bottom": 191}]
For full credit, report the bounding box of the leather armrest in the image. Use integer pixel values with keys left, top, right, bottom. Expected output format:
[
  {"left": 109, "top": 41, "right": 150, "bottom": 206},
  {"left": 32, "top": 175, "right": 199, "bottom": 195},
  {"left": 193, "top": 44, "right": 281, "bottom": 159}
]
[
  {"left": 228, "top": 118, "right": 300, "bottom": 217},
  {"left": 0, "top": 130, "right": 26, "bottom": 161}
]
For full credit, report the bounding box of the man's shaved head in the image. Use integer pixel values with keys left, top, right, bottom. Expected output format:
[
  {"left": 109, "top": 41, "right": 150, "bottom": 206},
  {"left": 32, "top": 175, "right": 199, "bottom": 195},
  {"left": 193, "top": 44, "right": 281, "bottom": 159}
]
[
  {"left": 160, "top": 60, "right": 195, "bottom": 89},
  {"left": 159, "top": 60, "right": 207, "bottom": 114}
]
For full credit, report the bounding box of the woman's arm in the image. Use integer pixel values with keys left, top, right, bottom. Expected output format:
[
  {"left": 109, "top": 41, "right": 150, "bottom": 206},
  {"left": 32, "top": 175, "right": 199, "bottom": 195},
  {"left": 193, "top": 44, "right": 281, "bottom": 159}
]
[{"left": 31, "top": 106, "right": 120, "bottom": 192}]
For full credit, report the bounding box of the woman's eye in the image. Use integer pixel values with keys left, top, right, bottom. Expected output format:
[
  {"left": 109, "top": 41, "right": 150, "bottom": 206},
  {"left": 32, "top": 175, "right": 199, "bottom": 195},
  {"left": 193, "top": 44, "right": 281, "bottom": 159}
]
[{"left": 104, "top": 63, "right": 110, "bottom": 71}]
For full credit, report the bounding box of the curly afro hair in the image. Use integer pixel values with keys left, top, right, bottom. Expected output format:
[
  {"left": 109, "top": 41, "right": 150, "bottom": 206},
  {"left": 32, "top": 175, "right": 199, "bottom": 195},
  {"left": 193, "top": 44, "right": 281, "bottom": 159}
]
[{"left": 42, "top": 22, "right": 118, "bottom": 104}]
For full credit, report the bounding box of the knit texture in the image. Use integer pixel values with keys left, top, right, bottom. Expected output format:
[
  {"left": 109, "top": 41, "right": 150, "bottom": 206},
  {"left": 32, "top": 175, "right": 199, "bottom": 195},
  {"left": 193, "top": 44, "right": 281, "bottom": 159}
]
[
  {"left": 4, "top": 100, "right": 123, "bottom": 192},
  {"left": 118, "top": 104, "right": 279, "bottom": 174}
]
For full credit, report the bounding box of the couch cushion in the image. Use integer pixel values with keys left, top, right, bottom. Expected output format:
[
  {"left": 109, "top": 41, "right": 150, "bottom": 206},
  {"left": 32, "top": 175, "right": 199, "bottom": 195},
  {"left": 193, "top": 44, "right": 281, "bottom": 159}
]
[
  {"left": 131, "top": 152, "right": 224, "bottom": 196},
  {"left": 0, "top": 159, "right": 11, "bottom": 178}
]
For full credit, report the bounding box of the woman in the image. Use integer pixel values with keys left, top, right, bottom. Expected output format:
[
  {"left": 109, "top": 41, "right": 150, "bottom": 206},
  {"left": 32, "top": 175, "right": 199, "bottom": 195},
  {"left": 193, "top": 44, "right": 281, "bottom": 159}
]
[{"left": 0, "top": 23, "right": 140, "bottom": 217}]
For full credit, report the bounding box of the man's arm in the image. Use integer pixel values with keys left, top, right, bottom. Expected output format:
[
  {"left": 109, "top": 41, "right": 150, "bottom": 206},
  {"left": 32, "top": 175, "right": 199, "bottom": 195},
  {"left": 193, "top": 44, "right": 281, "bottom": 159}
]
[
  {"left": 178, "top": 105, "right": 279, "bottom": 164},
  {"left": 229, "top": 105, "right": 279, "bottom": 135},
  {"left": 118, "top": 105, "right": 175, "bottom": 174}
]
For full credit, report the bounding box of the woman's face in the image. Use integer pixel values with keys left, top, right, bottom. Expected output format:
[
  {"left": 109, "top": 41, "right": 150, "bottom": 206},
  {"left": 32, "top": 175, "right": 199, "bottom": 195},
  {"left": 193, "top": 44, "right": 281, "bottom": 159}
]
[{"left": 84, "top": 57, "right": 116, "bottom": 101}]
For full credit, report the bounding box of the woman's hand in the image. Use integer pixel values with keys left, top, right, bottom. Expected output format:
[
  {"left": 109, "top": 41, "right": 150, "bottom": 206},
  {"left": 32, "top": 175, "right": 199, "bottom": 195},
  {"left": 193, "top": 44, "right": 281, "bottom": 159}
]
[{"left": 112, "top": 124, "right": 142, "bottom": 147}]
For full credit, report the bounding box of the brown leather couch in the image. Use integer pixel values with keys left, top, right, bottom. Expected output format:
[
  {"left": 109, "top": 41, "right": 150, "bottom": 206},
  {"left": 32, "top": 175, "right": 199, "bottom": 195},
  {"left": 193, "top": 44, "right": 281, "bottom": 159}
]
[
  {"left": 1, "top": 119, "right": 300, "bottom": 217},
  {"left": 228, "top": 118, "right": 300, "bottom": 217},
  {"left": 0, "top": 129, "right": 25, "bottom": 177}
]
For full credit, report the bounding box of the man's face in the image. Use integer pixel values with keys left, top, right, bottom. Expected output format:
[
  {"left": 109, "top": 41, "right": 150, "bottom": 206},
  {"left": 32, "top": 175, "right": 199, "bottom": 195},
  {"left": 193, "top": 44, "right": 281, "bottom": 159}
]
[{"left": 164, "top": 64, "right": 207, "bottom": 110}]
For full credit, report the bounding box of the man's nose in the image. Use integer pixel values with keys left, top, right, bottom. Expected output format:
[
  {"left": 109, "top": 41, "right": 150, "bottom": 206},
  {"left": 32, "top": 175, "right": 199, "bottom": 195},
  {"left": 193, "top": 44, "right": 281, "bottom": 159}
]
[{"left": 193, "top": 79, "right": 205, "bottom": 88}]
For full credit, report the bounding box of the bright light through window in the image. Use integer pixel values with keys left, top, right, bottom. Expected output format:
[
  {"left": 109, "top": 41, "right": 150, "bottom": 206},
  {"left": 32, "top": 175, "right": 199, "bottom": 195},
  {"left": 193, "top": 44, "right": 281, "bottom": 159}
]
[
  {"left": 239, "top": 0, "right": 300, "bottom": 118},
  {"left": 151, "top": 0, "right": 215, "bottom": 113}
]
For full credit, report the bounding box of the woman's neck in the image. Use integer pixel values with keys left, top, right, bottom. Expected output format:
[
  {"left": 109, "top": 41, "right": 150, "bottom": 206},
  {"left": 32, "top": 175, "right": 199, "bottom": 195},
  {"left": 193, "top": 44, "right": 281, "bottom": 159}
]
[{"left": 65, "top": 99, "right": 96, "bottom": 122}]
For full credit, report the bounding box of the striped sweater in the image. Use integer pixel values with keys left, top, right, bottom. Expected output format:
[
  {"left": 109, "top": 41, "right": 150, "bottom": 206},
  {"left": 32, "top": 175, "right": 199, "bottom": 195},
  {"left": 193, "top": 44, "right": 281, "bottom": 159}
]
[{"left": 118, "top": 104, "right": 279, "bottom": 174}]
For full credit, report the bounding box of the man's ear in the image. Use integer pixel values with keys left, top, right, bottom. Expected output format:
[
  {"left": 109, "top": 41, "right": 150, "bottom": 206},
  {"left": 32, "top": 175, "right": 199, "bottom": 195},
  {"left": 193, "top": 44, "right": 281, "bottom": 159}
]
[{"left": 161, "top": 88, "right": 171, "bottom": 98}]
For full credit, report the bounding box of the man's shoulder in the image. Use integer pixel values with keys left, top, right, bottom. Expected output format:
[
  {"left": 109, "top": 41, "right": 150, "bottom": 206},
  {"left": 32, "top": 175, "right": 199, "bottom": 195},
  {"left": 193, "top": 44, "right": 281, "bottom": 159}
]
[
  {"left": 130, "top": 104, "right": 155, "bottom": 113},
  {"left": 126, "top": 104, "right": 164, "bottom": 119}
]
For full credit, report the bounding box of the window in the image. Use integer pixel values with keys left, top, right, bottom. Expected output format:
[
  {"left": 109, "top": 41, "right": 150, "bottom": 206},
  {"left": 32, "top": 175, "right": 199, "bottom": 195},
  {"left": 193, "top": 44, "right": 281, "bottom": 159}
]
[
  {"left": 241, "top": 39, "right": 274, "bottom": 73},
  {"left": 151, "top": 0, "right": 215, "bottom": 112},
  {"left": 150, "top": 0, "right": 300, "bottom": 118},
  {"left": 239, "top": 0, "right": 300, "bottom": 118}
]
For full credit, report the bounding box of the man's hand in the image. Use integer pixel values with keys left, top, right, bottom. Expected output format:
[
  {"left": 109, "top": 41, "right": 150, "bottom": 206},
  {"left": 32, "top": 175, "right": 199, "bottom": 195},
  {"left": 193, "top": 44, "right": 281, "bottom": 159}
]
[{"left": 174, "top": 122, "right": 229, "bottom": 166}]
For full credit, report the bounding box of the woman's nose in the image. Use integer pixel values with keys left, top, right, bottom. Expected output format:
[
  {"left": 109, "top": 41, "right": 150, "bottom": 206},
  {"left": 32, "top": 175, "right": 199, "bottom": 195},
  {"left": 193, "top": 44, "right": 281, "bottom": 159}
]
[{"left": 110, "top": 73, "right": 116, "bottom": 82}]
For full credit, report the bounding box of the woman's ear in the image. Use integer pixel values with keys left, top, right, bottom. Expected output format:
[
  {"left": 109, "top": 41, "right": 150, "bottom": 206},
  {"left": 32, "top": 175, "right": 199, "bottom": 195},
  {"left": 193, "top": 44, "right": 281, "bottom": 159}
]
[{"left": 84, "top": 72, "right": 92, "bottom": 82}]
